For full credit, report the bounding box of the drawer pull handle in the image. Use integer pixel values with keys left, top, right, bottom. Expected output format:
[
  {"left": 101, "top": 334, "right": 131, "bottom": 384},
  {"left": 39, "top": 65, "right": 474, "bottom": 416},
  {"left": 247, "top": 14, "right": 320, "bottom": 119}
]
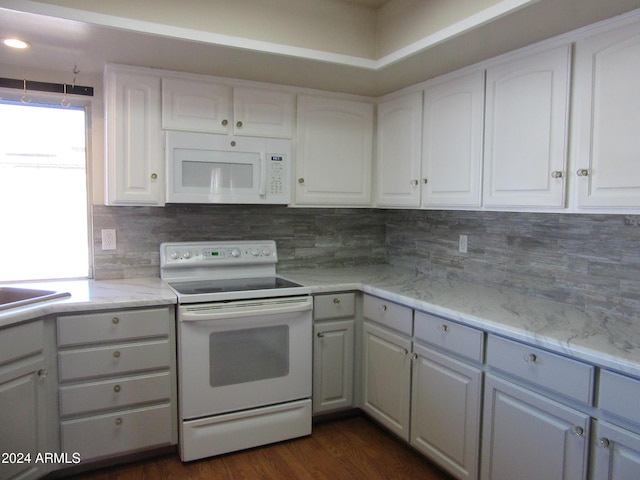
[
  {"left": 439, "top": 324, "right": 449, "bottom": 333},
  {"left": 598, "top": 438, "right": 610, "bottom": 448},
  {"left": 381, "top": 305, "right": 388, "bottom": 312},
  {"left": 112, "top": 317, "right": 120, "bottom": 325},
  {"left": 572, "top": 426, "right": 584, "bottom": 437},
  {"left": 115, "top": 417, "right": 123, "bottom": 426},
  {"left": 317, "top": 332, "right": 325, "bottom": 338},
  {"left": 113, "top": 351, "right": 121, "bottom": 359},
  {"left": 113, "top": 385, "right": 121, "bottom": 393},
  {"left": 525, "top": 353, "right": 538, "bottom": 363}
]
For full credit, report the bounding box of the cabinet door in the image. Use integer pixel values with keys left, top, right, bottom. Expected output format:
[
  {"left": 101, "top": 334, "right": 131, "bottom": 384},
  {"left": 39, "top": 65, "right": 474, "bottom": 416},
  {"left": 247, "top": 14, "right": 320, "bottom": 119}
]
[
  {"left": 422, "top": 70, "right": 484, "bottom": 208},
  {"left": 481, "top": 374, "right": 589, "bottom": 480},
  {"left": 105, "top": 67, "right": 164, "bottom": 205},
  {"left": 574, "top": 20, "right": 640, "bottom": 208},
  {"left": 296, "top": 95, "right": 373, "bottom": 206},
  {"left": 162, "top": 76, "right": 232, "bottom": 134},
  {"left": 0, "top": 321, "right": 51, "bottom": 480},
  {"left": 593, "top": 421, "right": 640, "bottom": 480},
  {"left": 411, "top": 343, "right": 482, "bottom": 480},
  {"left": 313, "top": 319, "right": 354, "bottom": 414},
  {"left": 362, "top": 321, "right": 411, "bottom": 441},
  {"left": 233, "top": 87, "right": 294, "bottom": 138},
  {"left": 483, "top": 45, "right": 571, "bottom": 208},
  {"left": 376, "top": 92, "right": 422, "bottom": 207}
]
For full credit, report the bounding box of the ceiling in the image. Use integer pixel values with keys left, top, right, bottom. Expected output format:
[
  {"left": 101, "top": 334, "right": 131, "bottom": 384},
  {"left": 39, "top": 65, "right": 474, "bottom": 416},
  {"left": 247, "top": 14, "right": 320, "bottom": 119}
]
[{"left": 1, "top": 0, "right": 640, "bottom": 97}]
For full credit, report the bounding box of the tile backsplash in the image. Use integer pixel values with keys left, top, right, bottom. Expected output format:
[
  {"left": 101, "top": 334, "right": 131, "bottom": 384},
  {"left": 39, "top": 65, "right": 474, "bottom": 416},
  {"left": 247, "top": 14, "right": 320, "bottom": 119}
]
[{"left": 93, "top": 205, "right": 640, "bottom": 318}]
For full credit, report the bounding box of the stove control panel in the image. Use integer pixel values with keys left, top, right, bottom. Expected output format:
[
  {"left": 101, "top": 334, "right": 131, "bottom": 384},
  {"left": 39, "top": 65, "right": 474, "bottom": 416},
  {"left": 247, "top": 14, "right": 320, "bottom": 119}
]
[{"left": 160, "top": 241, "right": 277, "bottom": 268}]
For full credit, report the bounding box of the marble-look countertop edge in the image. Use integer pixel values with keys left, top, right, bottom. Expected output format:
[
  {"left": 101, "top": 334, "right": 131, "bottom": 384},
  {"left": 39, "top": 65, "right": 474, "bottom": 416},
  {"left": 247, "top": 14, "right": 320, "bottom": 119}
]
[
  {"left": 280, "top": 266, "right": 640, "bottom": 378},
  {"left": 0, "top": 278, "right": 176, "bottom": 329}
]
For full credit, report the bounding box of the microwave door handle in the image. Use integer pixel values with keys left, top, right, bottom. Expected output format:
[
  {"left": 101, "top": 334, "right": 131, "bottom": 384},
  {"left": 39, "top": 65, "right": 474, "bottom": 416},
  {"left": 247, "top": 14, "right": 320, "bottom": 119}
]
[{"left": 259, "top": 153, "right": 267, "bottom": 196}]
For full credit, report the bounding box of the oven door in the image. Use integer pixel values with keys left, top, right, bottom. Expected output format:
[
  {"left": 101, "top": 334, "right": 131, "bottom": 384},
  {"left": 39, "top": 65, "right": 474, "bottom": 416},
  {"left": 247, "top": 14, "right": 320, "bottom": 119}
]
[{"left": 177, "top": 296, "right": 312, "bottom": 420}]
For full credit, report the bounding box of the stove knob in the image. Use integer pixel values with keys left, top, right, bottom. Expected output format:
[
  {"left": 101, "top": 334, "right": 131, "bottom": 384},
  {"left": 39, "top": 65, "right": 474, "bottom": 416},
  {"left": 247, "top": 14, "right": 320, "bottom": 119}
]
[
  {"left": 170, "top": 251, "right": 179, "bottom": 260},
  {"left": 262, "top": 247, "right": 271, "bottom": 256},
  {"left": 251, "top": 248, "right": 259, "bottom": 256},
  {"left": 183, "top": 251, "right": 191, "bottom": 259},
  {"left": 231, "top": 248, "right": 241, "bottom": 258}
]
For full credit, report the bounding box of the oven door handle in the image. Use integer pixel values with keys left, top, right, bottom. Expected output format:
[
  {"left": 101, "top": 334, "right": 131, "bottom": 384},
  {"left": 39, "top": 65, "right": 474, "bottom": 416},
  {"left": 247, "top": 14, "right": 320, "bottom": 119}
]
[{"left": 180, "top": 298, "right": 312, "bottom": 322}]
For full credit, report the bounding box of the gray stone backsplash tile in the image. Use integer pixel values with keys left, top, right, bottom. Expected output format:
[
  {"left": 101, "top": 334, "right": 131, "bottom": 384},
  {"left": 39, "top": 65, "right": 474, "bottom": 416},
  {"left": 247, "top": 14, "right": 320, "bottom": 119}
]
[{"left": 92, "top": 205, "right": 639, "bottom": 318}]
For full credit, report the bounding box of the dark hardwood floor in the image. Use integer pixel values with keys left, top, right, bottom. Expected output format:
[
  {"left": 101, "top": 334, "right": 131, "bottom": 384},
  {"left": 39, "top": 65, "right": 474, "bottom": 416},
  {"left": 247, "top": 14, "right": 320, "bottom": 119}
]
[{"left": 70, "top": 415, "right": 454, "bottom": 480}]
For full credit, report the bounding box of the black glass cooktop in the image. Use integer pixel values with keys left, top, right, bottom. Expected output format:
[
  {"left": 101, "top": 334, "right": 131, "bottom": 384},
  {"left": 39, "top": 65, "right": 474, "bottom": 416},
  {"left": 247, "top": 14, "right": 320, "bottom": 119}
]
[{"left": 169, "top": 277, "right": 303, "bottom": 295}]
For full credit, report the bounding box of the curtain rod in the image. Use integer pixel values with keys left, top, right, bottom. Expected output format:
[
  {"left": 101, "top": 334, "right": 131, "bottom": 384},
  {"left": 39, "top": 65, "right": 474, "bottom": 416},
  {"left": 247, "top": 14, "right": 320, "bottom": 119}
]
[{"left": 0, "top": 77, "right": 93, "bottom": 97}]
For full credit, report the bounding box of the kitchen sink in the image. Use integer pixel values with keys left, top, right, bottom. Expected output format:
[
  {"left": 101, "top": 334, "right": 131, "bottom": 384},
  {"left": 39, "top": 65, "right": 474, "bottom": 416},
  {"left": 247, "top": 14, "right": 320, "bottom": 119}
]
[{"left": 0, "top": 287, "right": 70, "bottom": 312}]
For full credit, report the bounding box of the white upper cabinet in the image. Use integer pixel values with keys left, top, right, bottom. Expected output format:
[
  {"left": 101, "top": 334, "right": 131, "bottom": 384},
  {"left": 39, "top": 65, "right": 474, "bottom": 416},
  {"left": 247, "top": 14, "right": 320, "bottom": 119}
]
[
  {"left": 573, "top": 17, "right": 640, "bottom": 208},
  {"left": 422, "top": 70, "right": 485, "bottom": 208},
  {"left": 105, "top": 65, "right": 164, "bottom": 206},
  {"left": 376, "top": 92, "right": 423, "bottom": 207},
  {"left": 162, "top": 77, "right": 294, "bottom": 138},
  {"left": 295, "top": 94, "right": 373, "bottom": 206},
  {"left": 483, "top": 45, "right": 571, "bottom": 208}
]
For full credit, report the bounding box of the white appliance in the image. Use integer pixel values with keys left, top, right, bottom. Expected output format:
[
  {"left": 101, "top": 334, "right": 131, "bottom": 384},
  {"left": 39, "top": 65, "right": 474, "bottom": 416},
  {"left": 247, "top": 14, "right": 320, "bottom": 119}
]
[
  {"left": 160, "top": 240, "right": 312, "bottom": 462},
  {"left": 165, "top": 131, "right": 291, "bottom": 204}
]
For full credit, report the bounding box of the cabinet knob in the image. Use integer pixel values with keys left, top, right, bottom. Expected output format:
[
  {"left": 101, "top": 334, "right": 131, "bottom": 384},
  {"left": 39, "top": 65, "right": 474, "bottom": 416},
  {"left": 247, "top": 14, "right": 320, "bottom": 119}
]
[
  {"left": 572, "top": 426, "right": 584, "bottom": 437},
  {"left": 422, "top": 178, "right": 428, "bottom": 184},
  {"left": 150, "top": 173, "right": 158, "bottom": 180},
  {"left": 411, "top": 180, "right": 419, "bottom": 186},
  {"left": 115, "top": 417, "right": 123, "bottom": 426},
  {"left": 111, "top": 317, "right": 120, "bottom": 325},
  {"left": 401, "top": 348, "right": 409, "bottom": 356},
  {"left": 221, "top": 119, "right": 228, "bottom": 126},
  {"left": 598, "top": 438, "right": 610, "bottom": 448},
  {"left": 298, "top": 178, "right": 305, "bottom": 184},
  {"left": 317, "top": 332, "right": 325, "bottom": 338},
  {"left": 525, "top": 353, "right": 538, "bottom": 363},
  {"left": 412, "top": 353, "right": 419, "bottom": 360},
  {"left": 37, "top": 369, "right": 48, "bottom": 379},
  {"left": 113, "top": 384, "right": 121, "bottom": 393},
  {"left": 113, "top": 350, "right": 121, "bottom": 359},
  {"left": 333, "top": 297, "right": 341, "bottom": 304},
  {"left": 439, "top": 324, "right": 449, "bottom": 333},
  {"left": 236, "top": 121, "right": 243, "bottom": 128},
  {"left": 577, "top": 168, "right": 589, "bottom": 177},
  {"left": 551, "top": 171, "right": 563, "bottom": 178},
  {"left": 381, "top": 304, "right": 388, "bottom": 312}
]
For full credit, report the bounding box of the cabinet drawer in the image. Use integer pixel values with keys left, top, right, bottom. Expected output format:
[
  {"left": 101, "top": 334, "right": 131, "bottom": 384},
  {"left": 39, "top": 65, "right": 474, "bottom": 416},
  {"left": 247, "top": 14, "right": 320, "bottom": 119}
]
[
  {"left": 363, "top": 295, "right": 413, "bottom": 336},
  {"left": 0, "top": 320, "right": 43, "bottom": 366},
  {"left": 486, "top": 335, "right": 594, "bottom": 405},
  {"left": 314, "top": 293, "right": 355, "bottom": 320},
  {"left": 599, "top": 370, "right": 640, "bottom": 426},
  {"left": 57, "top": 307, "right": 172, "bottom": 346},
  {"left": 414, "top": 311, "right": 484, "bottom": 363},
  {"left": 60, "top": 372, "right": 172, "bottom": 417},
  {"left": 59, "top": 340, "right": 171, "bottom": 382},
  {"left": 61, "top": 403, "right": 174, "bottom": 460}
]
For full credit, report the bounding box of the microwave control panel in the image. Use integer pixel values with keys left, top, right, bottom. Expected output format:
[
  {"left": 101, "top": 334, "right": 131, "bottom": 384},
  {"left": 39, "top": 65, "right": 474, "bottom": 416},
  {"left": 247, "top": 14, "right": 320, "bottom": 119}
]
[{"left": 267, "top": 153, "right": 289, "bottom": 202}]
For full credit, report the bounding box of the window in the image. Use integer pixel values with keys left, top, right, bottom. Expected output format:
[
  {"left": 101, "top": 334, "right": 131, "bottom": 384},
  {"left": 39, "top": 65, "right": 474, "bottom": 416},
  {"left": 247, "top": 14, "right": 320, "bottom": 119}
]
[{"left": 0, "top": 100, "right": 89, "bottom": 282}]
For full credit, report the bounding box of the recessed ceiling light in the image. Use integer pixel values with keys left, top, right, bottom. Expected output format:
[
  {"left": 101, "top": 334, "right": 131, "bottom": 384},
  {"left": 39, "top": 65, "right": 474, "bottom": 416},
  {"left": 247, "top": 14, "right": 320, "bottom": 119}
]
[{"left": 3, "top": 38, "right": 31, "bottom": 49}]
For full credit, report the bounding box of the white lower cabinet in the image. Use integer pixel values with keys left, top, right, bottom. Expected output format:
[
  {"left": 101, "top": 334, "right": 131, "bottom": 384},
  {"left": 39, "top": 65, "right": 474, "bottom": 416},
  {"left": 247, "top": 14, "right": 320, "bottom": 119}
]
[
  {"left": 592, "top": 421, "right": 640, "bottom": 479},
  {"left": 56, "top": 306, "right": 177, "bottom": 466},
  {"left": 481, "top": 374, "right": 589, "bottom": 480},
  {"left": 312, "top": 293, "right": 356, "bottom": 415},
  {"left": 411, "top": 343, "right": 482, "bottom": 480},
  {"left": 0, "top": 319, "right": 57, "bottom": 480},
  {"left": 362, "top": 320, "right": 412, "bottom": 441}
]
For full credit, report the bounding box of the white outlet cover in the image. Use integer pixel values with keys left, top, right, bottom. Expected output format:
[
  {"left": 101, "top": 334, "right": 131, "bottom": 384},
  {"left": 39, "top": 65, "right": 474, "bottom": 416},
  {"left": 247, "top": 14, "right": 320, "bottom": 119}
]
[{"left": 101, "top": 229, "right": 117, "bottom": 250}]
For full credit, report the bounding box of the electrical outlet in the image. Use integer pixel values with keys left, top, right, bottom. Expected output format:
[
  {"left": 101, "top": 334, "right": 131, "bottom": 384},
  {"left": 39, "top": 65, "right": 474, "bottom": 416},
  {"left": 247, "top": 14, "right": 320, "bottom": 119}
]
[
  {"left": 459, "top": 234, "right": 468, "bottom": 253},
  {"left": 101, "top": 229, "right": 117, "bottom": 250}
]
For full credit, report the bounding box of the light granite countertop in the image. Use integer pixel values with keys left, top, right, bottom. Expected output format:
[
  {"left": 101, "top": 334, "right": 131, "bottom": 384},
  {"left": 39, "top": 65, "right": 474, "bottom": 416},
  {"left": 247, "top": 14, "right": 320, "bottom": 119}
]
[
  {"left": 2, "top": 266, "right": 639, "bottom": 378},
  {"left": 280, "top": 265, "right": 640, "bottom": 378},
  {"left": 0, "top": 278, "right": 176, "bottom": 329}
]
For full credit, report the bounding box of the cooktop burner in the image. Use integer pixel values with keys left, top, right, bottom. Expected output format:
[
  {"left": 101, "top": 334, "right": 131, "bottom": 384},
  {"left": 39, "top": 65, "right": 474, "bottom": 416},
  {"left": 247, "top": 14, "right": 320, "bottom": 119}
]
[{"left": 169, "top": 277, "right": 303, "bottom": 295}]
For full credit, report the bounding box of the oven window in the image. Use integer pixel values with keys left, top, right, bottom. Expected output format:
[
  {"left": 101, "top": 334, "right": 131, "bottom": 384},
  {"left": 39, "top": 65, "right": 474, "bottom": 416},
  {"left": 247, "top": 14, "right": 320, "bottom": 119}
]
[{"left": 209, "top": 325, "right": 289, "bottom": 387}]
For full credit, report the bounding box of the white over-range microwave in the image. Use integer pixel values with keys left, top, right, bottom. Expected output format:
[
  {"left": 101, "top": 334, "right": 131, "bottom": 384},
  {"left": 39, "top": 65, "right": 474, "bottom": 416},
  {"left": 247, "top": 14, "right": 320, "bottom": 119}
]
[{"left": 165, "top": 131, "right": 291, "bottom": 204}]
